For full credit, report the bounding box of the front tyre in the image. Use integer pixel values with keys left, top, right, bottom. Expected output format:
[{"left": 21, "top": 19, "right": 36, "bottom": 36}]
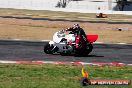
[{"left": 44, "top": 44, "right": 53, "bottom": 54}]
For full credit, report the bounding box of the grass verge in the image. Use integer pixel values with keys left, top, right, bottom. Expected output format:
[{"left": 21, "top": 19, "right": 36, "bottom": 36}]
[
  {"left": 0, "top": 64, "right": 131, "bottom": 88},
  {"left": 0, "top": 8, "right": 132, "bottom": 22},
  {"left": 0, "top": 8, "right": 132, "bottom": 43}
]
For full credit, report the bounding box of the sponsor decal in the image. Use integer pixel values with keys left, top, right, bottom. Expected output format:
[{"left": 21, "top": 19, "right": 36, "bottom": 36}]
[{"left": 80, "top": 67, "right": 131, "bottom": 86}]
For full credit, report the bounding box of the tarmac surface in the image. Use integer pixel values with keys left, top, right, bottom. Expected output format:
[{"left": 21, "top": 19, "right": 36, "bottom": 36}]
[
  {"left": 0, "top": 16, "right": 132, "bottom": 24},
  {"left": 0, "top": 40, "right": 132, "bottom": 64}
]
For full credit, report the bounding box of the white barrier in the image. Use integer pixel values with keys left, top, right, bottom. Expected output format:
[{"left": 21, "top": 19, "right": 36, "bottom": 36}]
[{"left": 0, "top": 0, "right": 132, "bottom": 15}]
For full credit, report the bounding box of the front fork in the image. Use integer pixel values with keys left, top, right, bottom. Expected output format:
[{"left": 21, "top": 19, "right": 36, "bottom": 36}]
[{"left": 50, "top": 45, "right": 59, "bottom": 53}]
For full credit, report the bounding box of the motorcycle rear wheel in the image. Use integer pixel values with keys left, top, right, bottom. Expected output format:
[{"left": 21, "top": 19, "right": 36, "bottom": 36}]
[
  {"left": 86, "top": 43, "right": 93, "bottom": 54},
  {"left": 75, "top": 44, "right": 93, "bottom": 56}
]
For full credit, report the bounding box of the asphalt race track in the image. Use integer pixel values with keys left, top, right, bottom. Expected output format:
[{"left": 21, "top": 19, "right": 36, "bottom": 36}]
[{"left": 0, "top": 40, "right": 132, "bottom": 64}]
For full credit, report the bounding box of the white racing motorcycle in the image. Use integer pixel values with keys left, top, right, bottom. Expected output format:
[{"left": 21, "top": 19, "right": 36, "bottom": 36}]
[{"left": 44, "top": 30, "right": 98, "bottom": 56}]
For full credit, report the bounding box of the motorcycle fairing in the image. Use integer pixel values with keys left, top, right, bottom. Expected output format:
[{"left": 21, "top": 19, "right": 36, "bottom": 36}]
[{"left": 87, "top": 35, "right": 98, "bottom": 43}]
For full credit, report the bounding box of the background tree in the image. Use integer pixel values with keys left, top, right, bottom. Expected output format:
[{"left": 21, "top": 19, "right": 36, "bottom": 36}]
[{"left": 116, "top": 0, "right": 129, "bottom": 11}]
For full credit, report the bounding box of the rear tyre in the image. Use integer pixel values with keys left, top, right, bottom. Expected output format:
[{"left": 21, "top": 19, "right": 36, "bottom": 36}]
[
  {"left": 44, "top": 44, "right": 53, "bottom": 54},
  {"left": 86, "top": 44, "right": 93, "bottom": 55},
  {"left": 74, "top": 44, "right": 93, "bottom": 56}
]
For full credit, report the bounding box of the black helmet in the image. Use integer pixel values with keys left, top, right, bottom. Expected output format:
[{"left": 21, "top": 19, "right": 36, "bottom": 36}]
[{"left": 73, "top": 24, "right": 80, "bottom": 29}]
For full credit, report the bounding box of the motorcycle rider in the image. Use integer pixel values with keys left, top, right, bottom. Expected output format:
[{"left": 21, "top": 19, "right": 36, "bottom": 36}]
[{"left": 64, "top": 24, "right": 88, "bottom": 49}]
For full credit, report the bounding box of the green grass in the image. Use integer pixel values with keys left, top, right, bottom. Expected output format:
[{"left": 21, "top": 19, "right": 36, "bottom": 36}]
[{"left": 0, "top": 64, "right": 131, "bottom": 88}]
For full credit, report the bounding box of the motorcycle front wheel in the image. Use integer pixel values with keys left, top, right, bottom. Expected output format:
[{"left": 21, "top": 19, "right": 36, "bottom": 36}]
[{"left": 44, "top": 44, "right": 53, "bottom": 54}]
